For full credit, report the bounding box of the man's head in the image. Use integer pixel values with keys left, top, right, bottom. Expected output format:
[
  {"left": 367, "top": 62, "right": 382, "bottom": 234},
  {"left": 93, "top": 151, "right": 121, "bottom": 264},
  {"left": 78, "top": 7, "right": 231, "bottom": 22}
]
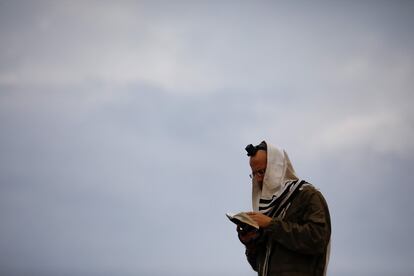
[{"left": 246, "top": 141, "right": 268, "bottom": 189}]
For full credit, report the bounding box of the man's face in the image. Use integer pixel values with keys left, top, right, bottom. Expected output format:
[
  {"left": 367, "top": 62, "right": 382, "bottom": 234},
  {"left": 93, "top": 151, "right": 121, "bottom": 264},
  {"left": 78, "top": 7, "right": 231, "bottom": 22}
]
[{"left": 249, "top": 150, "right": 267, "bottom": 189}]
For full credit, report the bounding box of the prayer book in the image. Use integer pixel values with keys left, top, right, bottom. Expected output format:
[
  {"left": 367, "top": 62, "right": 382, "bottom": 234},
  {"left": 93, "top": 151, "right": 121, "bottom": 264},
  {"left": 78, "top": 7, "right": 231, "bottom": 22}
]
[{"left": 226, "top": 212, "right": 259, "bottom": 230}]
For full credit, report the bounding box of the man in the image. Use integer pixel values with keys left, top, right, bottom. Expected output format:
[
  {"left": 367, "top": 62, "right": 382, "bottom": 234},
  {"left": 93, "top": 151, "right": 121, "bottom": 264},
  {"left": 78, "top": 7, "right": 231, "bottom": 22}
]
[{"left": 237, "top": 141, "right": 331, "bottom": 276}]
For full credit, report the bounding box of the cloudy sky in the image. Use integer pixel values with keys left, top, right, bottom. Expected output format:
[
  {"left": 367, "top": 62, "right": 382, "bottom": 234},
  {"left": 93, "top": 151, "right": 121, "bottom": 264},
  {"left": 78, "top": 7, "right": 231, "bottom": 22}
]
[{"left": 1, "top": 1, "right": 413, "bottom": 275}]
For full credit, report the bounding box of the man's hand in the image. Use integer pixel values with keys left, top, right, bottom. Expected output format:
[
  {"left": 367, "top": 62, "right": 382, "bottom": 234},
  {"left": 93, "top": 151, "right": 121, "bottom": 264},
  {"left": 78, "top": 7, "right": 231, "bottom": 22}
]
[
  {"left": 247, "top": 212, "right": 272, "bottom": 228},
  {"left": 237, "top": 225, "right": 259, "bottom": 245}
]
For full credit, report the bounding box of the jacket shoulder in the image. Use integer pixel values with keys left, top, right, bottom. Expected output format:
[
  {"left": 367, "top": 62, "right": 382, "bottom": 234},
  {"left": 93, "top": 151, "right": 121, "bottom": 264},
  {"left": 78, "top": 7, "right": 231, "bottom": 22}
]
[
  {"left": 294, "top": 183, "right": 330, "bottom": 213},
  {"left": 298, "top": 183, "right": 320, "bottom": 198}
]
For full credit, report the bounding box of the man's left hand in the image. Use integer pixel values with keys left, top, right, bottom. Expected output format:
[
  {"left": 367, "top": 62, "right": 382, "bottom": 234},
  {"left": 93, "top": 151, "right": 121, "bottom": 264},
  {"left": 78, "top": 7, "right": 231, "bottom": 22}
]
[{"left": 247, "top": 212, "right": 272, "bottom": 228}]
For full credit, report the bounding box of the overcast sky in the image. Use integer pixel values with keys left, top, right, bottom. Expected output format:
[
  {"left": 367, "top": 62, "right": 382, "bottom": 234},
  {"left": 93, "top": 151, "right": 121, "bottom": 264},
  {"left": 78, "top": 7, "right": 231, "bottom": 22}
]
[{"left": 1, "top": 1, "right": 414, "bottom": 276}]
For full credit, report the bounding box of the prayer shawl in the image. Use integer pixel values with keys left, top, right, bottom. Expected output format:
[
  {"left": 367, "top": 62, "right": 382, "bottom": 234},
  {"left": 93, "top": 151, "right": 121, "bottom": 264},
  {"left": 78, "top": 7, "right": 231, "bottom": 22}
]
[
  {"left": 251, "top": 142, "right": 330, "bottom": 276},
  {"left": 252, "top": 142, "right": 299, "bottom": 213}
]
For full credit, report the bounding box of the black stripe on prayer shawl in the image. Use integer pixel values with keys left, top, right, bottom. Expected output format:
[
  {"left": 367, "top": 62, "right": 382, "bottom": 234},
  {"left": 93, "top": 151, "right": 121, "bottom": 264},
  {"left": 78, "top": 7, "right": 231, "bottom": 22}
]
[
  {"left": 259, "top": 180, "right": 298, "bottom": 212},
  {"left": 259, "top": 198, "right": 273, "bottom": 204},
  {"left": 267, "top": 180, "right": 306, "bottom": 218}
]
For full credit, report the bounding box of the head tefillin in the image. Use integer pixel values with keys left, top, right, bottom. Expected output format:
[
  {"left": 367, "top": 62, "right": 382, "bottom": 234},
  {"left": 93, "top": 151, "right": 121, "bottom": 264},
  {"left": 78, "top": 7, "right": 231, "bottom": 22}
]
[{"left": 245, "top": 141, "right": 267, "bottom": 156}]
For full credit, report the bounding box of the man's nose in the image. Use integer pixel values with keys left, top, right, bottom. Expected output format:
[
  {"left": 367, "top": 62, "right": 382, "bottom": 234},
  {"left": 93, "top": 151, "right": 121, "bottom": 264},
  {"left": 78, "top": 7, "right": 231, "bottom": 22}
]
[{"left": 256, "top": 174, "right": 265, "bottom": 180}]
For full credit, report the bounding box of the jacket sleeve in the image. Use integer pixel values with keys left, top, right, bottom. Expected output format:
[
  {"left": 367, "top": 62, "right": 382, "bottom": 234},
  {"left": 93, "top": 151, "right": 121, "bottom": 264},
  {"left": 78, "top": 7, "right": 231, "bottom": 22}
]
[
  {"left": 243, "top": 232, "right": 266, "bottom": 272},
  {"left": 245, "top": 244, "right": 259, "bottom": 271},
  {"left": 262, "top": 190, "right": 331, "bottom": 255}
]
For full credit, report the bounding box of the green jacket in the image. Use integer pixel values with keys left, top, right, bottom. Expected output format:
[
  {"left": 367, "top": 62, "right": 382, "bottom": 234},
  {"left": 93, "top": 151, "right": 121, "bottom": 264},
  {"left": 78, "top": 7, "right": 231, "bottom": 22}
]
[{"left": 245, "top": 185, "right": 331, "bottom": 276}]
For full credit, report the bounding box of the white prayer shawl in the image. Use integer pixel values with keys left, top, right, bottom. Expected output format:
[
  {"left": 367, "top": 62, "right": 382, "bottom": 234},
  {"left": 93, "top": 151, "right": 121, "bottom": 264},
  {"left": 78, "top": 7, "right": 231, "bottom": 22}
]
[{"left": 252, "top": 142, "right": 299, "bottom": 212}]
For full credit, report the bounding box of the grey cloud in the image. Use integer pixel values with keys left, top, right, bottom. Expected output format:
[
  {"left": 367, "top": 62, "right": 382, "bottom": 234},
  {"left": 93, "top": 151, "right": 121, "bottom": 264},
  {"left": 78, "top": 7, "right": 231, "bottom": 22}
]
[{"left": 1, "top": 1, "right": 414, "bottom": 276}]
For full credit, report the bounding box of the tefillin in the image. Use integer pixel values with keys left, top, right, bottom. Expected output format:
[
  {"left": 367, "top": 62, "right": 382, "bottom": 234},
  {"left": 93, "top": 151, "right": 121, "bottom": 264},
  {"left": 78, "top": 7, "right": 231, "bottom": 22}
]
[{"left": 245, "top": 141, "right": 267, "bottom": 156}]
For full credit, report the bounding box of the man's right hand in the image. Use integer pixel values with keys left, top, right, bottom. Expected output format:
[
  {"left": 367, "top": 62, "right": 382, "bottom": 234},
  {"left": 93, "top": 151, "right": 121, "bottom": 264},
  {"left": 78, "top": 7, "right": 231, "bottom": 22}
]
[{"left": 237, "top": 225, "right": 260, "bottom": 245}]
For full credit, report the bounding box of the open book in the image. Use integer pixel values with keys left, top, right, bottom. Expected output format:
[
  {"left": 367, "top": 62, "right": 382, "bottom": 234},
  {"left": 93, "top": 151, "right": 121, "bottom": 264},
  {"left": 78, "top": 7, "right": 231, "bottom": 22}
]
[{"left": 226, "top": 212, "right": 259, "bottom": 230}]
